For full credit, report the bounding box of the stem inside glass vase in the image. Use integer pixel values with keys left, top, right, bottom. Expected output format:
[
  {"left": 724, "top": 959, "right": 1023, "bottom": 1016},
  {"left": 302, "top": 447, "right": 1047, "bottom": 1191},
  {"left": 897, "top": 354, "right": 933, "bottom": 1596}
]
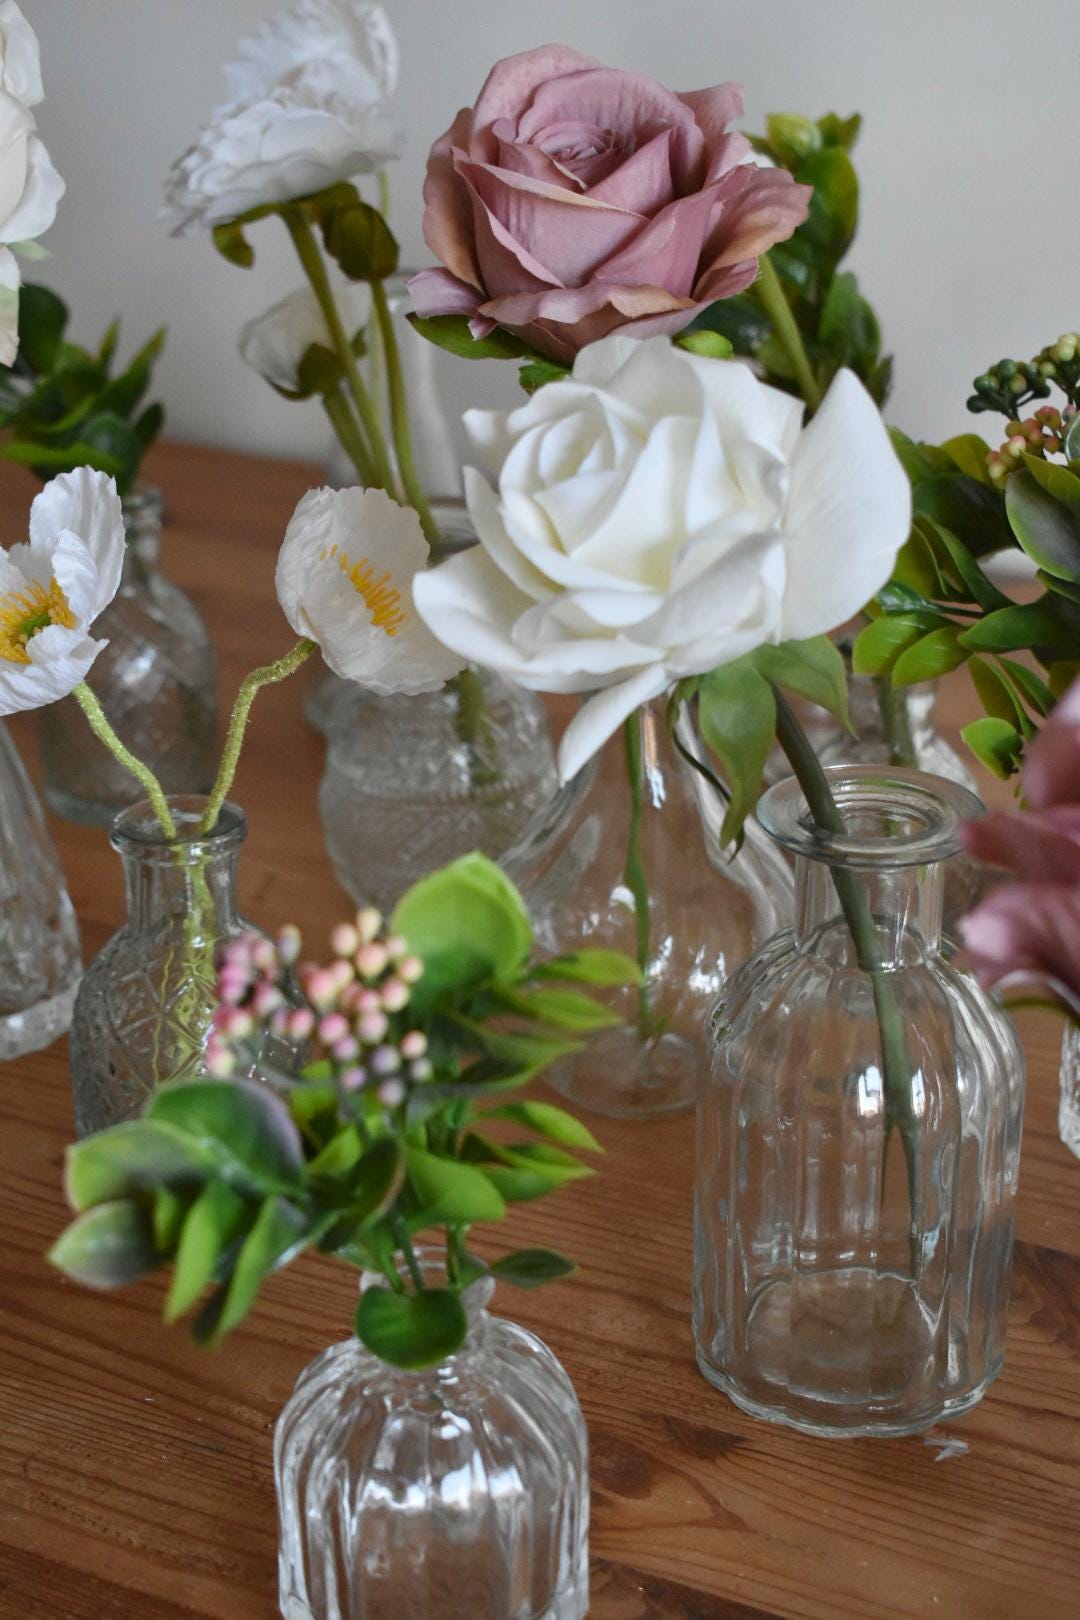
[{"left": 622, "top": 712, "right": 655, "bottom": 1035}]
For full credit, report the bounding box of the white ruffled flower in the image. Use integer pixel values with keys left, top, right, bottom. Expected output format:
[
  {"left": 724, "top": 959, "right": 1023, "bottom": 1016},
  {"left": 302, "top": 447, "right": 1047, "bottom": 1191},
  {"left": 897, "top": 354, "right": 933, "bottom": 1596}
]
[
  {"left": 413, "top": 335, "right": 911, "bottom": 781},
  {"left": 0, "top": 468, "right": 125, "bottom": 715},
  {"left": 276, "top": 486, "right": 465, "bottom": 695},
  {"left": 0, "top": 2, "right": 63, "bottom": 364},
  {"left": 162, "top": 0, "right": 400, "bottom": 235},
  {"left": 238, "top": 282, "right": 370, "bottom": 393}
]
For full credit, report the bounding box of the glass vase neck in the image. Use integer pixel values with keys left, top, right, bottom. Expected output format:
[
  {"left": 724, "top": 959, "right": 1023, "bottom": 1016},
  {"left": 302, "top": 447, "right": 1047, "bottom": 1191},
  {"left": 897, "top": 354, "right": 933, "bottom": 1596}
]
[
  {"left": 121, "top": 485, "right": 164, "bottom": 565},
  {"left": 111, "top": 796, "right": 245, "bottom": 935}
]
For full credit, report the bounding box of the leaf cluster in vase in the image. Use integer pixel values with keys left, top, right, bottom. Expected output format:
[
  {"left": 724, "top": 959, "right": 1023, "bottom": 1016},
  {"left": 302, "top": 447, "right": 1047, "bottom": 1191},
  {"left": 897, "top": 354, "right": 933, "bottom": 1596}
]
[
  {"left": 50, "top": 853, "right": 637, "bottom": 1370},
  {"left": 0, "top": 284, "right": 164, "bottom": 493},
  {"left": 855, "top": 332, "right": 1080, "bottom": 781}
]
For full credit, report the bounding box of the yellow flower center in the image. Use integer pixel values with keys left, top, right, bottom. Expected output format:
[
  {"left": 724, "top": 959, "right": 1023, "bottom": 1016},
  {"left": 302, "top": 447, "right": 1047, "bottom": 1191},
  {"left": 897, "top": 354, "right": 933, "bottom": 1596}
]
[
  {"left": 0, "top": 575, "right": 76, "bottom": 664},
  {"left": 323, "top": 544, "right": 406, "bottom": 636}
]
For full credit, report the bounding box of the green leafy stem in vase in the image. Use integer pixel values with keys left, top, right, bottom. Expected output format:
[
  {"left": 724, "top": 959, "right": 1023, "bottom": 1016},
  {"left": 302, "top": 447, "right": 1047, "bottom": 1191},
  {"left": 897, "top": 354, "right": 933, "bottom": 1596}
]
[{"left": 50, "top": 854, "right": 639, "bottom": 1369}]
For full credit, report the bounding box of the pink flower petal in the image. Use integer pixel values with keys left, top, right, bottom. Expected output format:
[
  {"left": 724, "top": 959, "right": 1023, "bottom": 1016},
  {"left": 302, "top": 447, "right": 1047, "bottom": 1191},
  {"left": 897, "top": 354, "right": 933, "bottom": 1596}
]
[
  {"left": 596, "top": 188, "right": 718, "bottom": 299},
  {"left": 589, "top": 127, "right": 676, "bottom": 215},
  {"left": 960, "top": 806, "right": 1080, "bottom": 883},
  {"left": 959, "top": 882, "right": 1080, "bottom": 1006},
  {"left": 421, "top": 105, "right": 483, "bottom": 289},
  {"left": 471, "top": 44, "right": 601, "bottom": 134},
  {"left": 406, "top": 266, "right": 482, "bottom": 319}
]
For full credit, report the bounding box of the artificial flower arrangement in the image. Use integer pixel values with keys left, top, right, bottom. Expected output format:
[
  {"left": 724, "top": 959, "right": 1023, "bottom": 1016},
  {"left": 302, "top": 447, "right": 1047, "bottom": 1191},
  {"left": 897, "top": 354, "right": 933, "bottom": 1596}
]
[{"left": 0, "top": 1, "right": 64, "bottom": 364}]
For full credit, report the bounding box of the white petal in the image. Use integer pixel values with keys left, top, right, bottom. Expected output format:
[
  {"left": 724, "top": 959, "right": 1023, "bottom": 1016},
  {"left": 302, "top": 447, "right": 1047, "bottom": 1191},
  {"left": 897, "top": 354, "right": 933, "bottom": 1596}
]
[
  {"left": 29, "top": 468, "right": 125, "bottom": 618},
  {"left": 0, "top": 2, "right": 44, "bottom": 105},
  {"left": 779, "top": 369, "right": 911, "bottom": 640},
  {"left": 0, "top": 627, "right": 102, "bottom": 715},
  {"left": 557, "top": 666, "right": 670, "bottom": 783},
  {"left": 1, "top": 130, "right": 63, "bottom": 243},
  {"left": 48, "top": 530, "right": 99, "bottom": 627},
  {"left": 641, "top": 529, "right": 784, "bottom": 660},
  {"left": 463, "top": 467, "right": 552, "bottom": 602},
  {"left": 412, "top": 547, "right": 541, "bottom": 681}
]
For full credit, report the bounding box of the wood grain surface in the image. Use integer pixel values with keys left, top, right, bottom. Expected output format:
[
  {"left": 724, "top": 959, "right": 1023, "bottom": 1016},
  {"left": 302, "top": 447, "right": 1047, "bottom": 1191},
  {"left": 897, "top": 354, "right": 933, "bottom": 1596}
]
[{"left": 0, "top": 442, "right": 1077, "bottom": 1620}]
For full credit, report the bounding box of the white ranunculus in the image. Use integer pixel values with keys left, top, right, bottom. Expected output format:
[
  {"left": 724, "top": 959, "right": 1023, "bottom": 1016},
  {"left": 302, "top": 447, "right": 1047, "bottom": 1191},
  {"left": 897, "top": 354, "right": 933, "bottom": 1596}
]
[
  {"left": 413, "top": 335, "right": 911, "bottom": 781},
  {"left": 238, "top": 282, "right": 370, "bottom": 393},
  {"left": 276, "top": 486, "right": 465, "bottom": 695},
  {"left": 0, "top": 468, "right": 125, "bottom": 715},
  {"left": 0, "top": 4, "right": 63, "bottom": 364},
  {"left": 224, "top": 0, "right": 398, "bottom": 110}
]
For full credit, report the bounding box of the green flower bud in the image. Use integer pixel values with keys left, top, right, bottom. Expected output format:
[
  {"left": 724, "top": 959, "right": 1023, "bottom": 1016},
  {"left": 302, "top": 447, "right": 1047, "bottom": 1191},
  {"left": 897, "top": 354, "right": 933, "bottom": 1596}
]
[{"left": 999, "top": 359, "right": 1018, "bottom": 379}]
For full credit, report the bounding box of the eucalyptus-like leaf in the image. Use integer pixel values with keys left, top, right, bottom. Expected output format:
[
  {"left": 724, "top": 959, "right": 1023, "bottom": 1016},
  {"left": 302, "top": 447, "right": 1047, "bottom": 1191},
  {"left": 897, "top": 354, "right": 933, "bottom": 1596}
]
[
  {"left": 851, "top": 613, "right": 932, "bottom": 677},
  {"left": 488, "top": 1249, "right": 577, "bottom": 1288},
  {"left": 531, "top": 948, "right": 643, "bottom": 987},
  {"left": 147, "top": 1079, "right": 305, "bottom": 1196},
  {"left": 355, "top": 1286, "right": 467, "bottom": 1369},
  {"left": 478, "top": 1101, "right": 602, "bottom": 1152},
  {"left": 390, "top": 853, "right": 534, "bottom": 1012},
  {"left": 166, "top": 1181, "right": 250, "bottom": 1323},
  {"left": 697, "top": 658, "right": 775, "bottom": 848},
  {"left": 961, "top": 716, "right": 1024, "bottom": 779},
  {"left": 891, "top": 626, "right": 968, "bottom": 686},
  {"left": 959, "top": 600, "right": 1067, "bottom": 654},
  {"left": 65, "top": 1119, "right": 214, "bottom": 1212},
  {"left": 49, "top": 1200, "right": 161, "bottom": 1288},
  {"left": 1005, "top": 466, "right": 1080, "bottom": 582},
  {"left": 404, "top": 1147, "right": 507, "bottom": 1224},
  {"left": 494, "top": 985, "right": 623, "bottom": 1033},
  {"left": 196, "top": 1195, "right": 312, "bottom": 1346},
  {"left": 939, "top": 434, "right": 996, "bottom": 487}
]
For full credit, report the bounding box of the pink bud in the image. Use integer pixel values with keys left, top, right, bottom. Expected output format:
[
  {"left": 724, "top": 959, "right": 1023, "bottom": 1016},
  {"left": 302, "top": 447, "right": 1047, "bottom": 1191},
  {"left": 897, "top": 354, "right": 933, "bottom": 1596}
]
[
  {"left": 332, "top": 1035, "right": 361, "bottom": 1062},
  {"left": 356, "top": 906, "right": 382, "bottom": 943},
  {"left": 252, "top": 982, "right": 284, "bottom": 1018},
  {"left": 384, "top": 934, "right": 407, "bottom": 960},
  {"left": 306, "top": 968, "right": 340, "bottom": 1009},
  {"left": 331, "top": 922, "right": 361, "bottom": 958},
  {"left": 287, "top": 1007, "right": 316, "bottom": 1041},
  {"left": 408, "top": 1058, "right": 434, "bottom": 1083},
  {"left": 340, "top": 1066, "right": 368, "bottom": 1092},
  {"left": 370, "top": 1044, "right": 401, "bottom": 1076},
  {"left": 397, "top": 955, "right": 423, "bottom": 985},
  {"left": 377, "top": 1078, "right": 405, "bottom": 1107},
  {"left": 380, "top": 977, "right": 409, "bottom": 1012},
  {"left": 355, "top": 942, "right": 389, "bottom": 980},
  {"left": 329, "top": 959, "right": 355, "bottom": 993},
  {"left": 276, "top": 924, "right": 302, "bottom": 965},
  {"left": 356, "top": 988, "right": 381, "bottom": 1015},
  {"left": 400, "top": 1030, "right": 427, "bottom": 1060},
  {"left": 359, "top": 1010, "right": 389, "bottom": 1044},
  {"left": 205, "top": 1041, "right": 235, "bottom": 1079},
  {"left": 251, "top": 938, "right": 278, "bottom": 973},
  {"left": 318, "top": 1012, "right": 350, "bottom": 1045},
  {"left": 216, "top": 972, "right": 249, "bottom": 1006},
  {"left": 270, "top": 1007, "right": 290, "bottom": 1038}
]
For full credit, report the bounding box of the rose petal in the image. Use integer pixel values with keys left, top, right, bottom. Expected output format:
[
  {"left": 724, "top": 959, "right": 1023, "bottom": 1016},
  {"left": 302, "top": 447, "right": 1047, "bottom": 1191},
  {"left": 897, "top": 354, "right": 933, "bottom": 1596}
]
[
  {"left": 406, "top": 265, "right": 483, "bottom": 320},
  {"left": 961, "top": 806, "right": 1080, "bottom": 883},
  {"left": 557, "top": 665, "right": 671, "bottom": 782},
  {"left": 470, "top": 45, "right": 601, "bottom": 136},
  {"left": 959, "top": 882, "right": 1080, "bottom": 1006}
]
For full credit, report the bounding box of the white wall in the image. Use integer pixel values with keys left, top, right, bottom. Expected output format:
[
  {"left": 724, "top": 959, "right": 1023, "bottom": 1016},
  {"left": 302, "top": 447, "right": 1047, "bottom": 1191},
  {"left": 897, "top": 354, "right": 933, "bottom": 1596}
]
[{"left": 26, "top": 0, "right": 1075, "bottom": 467}]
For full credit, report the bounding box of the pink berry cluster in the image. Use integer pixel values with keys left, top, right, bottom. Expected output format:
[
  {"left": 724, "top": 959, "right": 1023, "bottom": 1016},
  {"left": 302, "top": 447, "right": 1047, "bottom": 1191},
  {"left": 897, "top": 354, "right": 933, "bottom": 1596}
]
[
  {"left": 988, "top": 402, "right": 1077, "bottom": 484},
  {"left": 206, "top": 908, "right": 431, "bottom": 1107}
]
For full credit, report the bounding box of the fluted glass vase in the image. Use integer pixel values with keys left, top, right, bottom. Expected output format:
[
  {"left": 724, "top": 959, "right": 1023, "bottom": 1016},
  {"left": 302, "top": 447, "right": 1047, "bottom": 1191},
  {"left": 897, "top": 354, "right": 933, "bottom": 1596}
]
[
  {"left": 38, "top": 488, "right": 218, "bottom": 824},
  {"left": 502, "top": 699, "right": 792, "bottom": 1120},
  {"left": 694, "top": 767, "right": 1025, "bottom": 1437},
  {"left": 275, "top": 1261, "right": 589, "bottom": 1620},
  {"left": 1060, "top": 1022, "right": 1080, "bottom": 1159},
  {"left": 70, "top": 796, "right": 264, "bottom": 1135},
  {"left": 0, "top": 720, "right": 81, "bottom": 1058}
]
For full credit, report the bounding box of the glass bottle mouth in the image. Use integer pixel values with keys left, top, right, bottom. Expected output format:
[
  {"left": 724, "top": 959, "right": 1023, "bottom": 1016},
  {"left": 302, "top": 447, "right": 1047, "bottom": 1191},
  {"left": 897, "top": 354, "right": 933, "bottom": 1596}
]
[
  {"left": 110, "top": 796, "right": 246, "bottom": 863},
  {"left": 758, "top": 766, "right": 983, "bottom": 870}
]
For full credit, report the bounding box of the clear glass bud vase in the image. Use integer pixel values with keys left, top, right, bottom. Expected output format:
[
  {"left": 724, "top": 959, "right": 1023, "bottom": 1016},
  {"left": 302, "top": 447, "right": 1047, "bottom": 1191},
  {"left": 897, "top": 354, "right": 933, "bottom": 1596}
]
[
  {"left": 1059, "top": 1022, "right": 1080, "bottom": 1159},
  {"left": 319, "top": 665, "right": 557, "bottom": 913},
  {"left": 275, "top": 1261, "right": 589, "bottom": 1620},
  {"left": 502, "top": 699, "right": 792, "bottom": 1120},
  {"left": 70, "top": 796, "right": 263, "bottom": 1135},
  {"left": 694, "top": 767, "right": 1025, "bottom": 1436},
  {"left": 0, "top": 720, "right": 81, "bottom": 1058},
  {"left": 38, "top": 488, "right": 218, "bottom": 824},
  {"left": 815, "top": 673, "right": 979, "bottom": 792}
]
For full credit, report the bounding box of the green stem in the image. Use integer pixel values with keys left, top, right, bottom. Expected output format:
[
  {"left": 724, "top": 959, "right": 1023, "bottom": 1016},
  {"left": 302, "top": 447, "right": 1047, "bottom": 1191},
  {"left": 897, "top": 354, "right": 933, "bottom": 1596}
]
[
  {"left": 73, "top": 683, "right": 176, "bottom": 839},
  {"left": 283, "top": 209, "right": 398, "bottom": 495},
  {"left": 391, "top": 1217, "right": 426, "bottom": 1292},
  {"left": 370, "top": 278, "right": 439, "bottom": 544},
  {"left": 622, "top": 713, "right": 653, "bottom": 1032},
  {"left": 450, "top": 667, "right": 498, "bottom": 787},
  {"left": 754, "top": 253, "right": 823, "bottom": 414},
  {"left": 200, "top": 639, "right": 317, "bottom": 833},
  {"left": 872, "top": 675, "right": 918, "bottom": 768},
  {"left": 322, "top": 386, "right": 376, "bottom": 486},
  {"left": 772, "top": 688, "right": 920, "bottom": 1230}
]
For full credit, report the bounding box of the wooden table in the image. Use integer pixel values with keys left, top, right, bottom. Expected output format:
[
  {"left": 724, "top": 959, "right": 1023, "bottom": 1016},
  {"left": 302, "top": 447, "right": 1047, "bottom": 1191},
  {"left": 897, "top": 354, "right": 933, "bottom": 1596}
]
[{"left": 1, "top": 441, "right": 1077, "bottom": 1620}]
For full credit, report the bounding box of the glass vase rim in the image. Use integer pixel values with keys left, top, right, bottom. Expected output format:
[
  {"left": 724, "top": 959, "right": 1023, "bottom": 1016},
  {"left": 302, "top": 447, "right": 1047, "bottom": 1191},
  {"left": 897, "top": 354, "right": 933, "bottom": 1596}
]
[
  {"left": 110, "top": 795, "right": 245, "bottom": 860},
  {"left": 120, "top": 483, "right": 164, "bottom": 521},
  {"left": 757, "top": 765, "right": 982, "bottom": 869}
]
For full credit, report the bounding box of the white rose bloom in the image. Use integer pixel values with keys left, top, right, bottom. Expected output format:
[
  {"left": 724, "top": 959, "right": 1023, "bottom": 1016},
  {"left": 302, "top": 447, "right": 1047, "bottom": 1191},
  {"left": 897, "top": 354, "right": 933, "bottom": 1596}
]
[
  {"left": 224, "top": 0, "right": 398, "bottom": 109},
  {"left": 0, "top": 0, "right": 44, "bottom": 105},
  {"left": 413, "top": 336, "right": 911, "bottom": 781},
  {"left": 276, "top": 486, "right": 465, "bottom": 695},
  {"left": 238, "top": 282, "right": 370, "bottom": 393},
  {"left": 0, "top": 3, "right": 63, "bottom": 364},
  {"left": 0, "top": 468, "right": 125, "bottom": 715}
]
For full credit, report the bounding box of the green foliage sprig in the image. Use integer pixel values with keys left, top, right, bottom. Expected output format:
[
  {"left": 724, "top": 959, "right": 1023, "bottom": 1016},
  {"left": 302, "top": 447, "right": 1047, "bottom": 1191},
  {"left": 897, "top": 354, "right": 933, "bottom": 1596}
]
[
  {"left": 0, "top": 285, "right": 165, "bottom": 493},
  {"left": 49, "top": 855, "right": 637, "bottom": 1370}
]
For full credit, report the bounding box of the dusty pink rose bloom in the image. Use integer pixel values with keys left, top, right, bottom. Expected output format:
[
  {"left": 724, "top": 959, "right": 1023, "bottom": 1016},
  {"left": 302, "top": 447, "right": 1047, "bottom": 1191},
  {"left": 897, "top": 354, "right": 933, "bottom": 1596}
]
[
  {"left": 960, "top": 676, "right": 1080, "bottom": 1014},
  {"left": 408, "top": 44, "right": 810, "bottom": 364}
]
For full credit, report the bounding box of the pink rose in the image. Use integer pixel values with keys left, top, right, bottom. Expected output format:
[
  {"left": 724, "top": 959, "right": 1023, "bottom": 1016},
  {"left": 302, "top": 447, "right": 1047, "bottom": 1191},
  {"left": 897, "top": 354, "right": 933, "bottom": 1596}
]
[
  {"left": 960, "top": 676, "right": 1080, "bottom": 1014},
  {"left": 408, "top": 44, "right": 810, "bottom": 364}
]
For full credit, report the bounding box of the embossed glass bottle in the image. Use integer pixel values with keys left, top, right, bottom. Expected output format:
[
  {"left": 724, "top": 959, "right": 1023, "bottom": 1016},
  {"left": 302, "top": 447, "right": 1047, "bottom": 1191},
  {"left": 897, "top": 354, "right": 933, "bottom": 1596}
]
[
  {"left": 38, "top": 488, "right": 218, "bottom": 824},
  {"left": 0, "top": 720, "right": 81, "bottom": 1058},
  {"left": 1059, "top": 1023, "right": 1080, "bottom": 1159},
  {"left": 70, "top": 796, "right": 261, "bottom": 1135},
  {"left": 275, "top": 1260, "right": 589, "bottom": 1620},
  {"left": 694, "top": 767, "right": 1025, "bottom": 1436}
]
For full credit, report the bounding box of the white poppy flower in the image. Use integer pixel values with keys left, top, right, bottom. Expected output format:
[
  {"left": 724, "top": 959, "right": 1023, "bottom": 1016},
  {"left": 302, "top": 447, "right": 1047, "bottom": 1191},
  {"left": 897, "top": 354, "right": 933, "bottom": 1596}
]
[
  {"left": 413, "top": 335, "right": 911, "bottom": 781},
  {"left": 275, "top": 486, "right": 465, "bottom": 695},
  {"left": 0, "top": 468, "right": 125, "bottom": 715},
  {"left": 162, "top": 0, "right": 400, "bottom": 235},
  {"left": 238, "top": 282, "right": 370, "bottom": 394},
  {"left": 0, "top": 3, "right": 63, "bottom": 365}
]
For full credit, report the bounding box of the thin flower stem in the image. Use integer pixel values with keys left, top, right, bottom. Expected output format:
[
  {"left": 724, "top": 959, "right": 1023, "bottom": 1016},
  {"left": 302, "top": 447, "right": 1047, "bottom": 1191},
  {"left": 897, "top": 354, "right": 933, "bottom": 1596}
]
[
  {"left": 200, "top": 639, "right": 317, "bottom": 833},
  {"left": 450, "top": 667, "right": 498, "bottom": 787},
  {"left": 622, "top": 713, "right": 653, "bottom": 1032},
  {"left": 283, "top": 209, "right": 398, "bottom": 495},
  {"left": 322, "top": 386, "right": 376, "bottom": 486},
  {"left": 73, "top": 682, "right": 176, "bottom": 839},
  {"left": 872, "top": 675, "right": 918, "bottom": 767},
  {"left": 370, "top": 277, "right": 439, "bottom": 544},
  {"left": 754, "top": 253, "right": 823, "bottom": 414}
]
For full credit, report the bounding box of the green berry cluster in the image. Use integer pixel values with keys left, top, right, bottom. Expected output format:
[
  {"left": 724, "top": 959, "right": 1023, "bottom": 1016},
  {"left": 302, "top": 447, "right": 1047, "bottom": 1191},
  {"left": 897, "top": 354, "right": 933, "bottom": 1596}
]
[
  {"left": 1032, "top": 333, "right": 1080, "bottom": 410},
  {"left": 987, "top": 403, "right": 1076, "bottom": 484},
  {"left": 968, "top": 333, "right": 1080, "bottom": 419}
]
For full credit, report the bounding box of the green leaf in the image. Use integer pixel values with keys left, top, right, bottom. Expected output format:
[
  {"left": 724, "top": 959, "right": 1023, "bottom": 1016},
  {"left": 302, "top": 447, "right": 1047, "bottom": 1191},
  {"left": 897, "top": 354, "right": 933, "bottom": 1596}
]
[
  {"left": 212, "top": 219, "right": 254, "bottom": 269},
  {"left": 15, "top": 283, "right": 67, "bottom": 373},
  {"left": 480, "top": 1164, "right": 562, "bottom": 1202},
  {"left": 197, "top": 1195, "right": 312, "bottom": 1346},
  {"left": 697, "top": 658, "right": 775, "bottom": 847},
  {"left": 752, "top": 636, "right": 850, "bottom": 727},
  {"left": 685, "top": 294, "right": 771, "bottom": 355},
  {"left": 165, "top": 1181, "right": 250, "bottom": 1322},
  {"left": 961, "top": 716, "right": 1024, "bottom": 780},
  {"left": 531, "top": 948, "right": 642, "bottom": 986},
  {"left": 1066, "top": 413, "right": 1080, "bottom": 463},
  {"left": 892, "top": 529, "right": 947, "bottom": 597},
  {"left": 851, "top": 612, "right": 930, "bottom": 676},
  {"left": 391, "top": 853, "right": 533, "bottom": 1010},
  {"left": 133, "top": 400, "right": 164, "bottom": 452},
  {"left": 147, "top": 1079, "right": 304, "bottom": 1196},
  {"left": 998, "top": 657, "right": 1054, "bottom": 717},
  {"left": 306, "top": 1123, "right": 364, "bottom": 1180},
  {"left": 404, "top": 1147, "right": 506, "bottom": 1223},
  {"left": 891, "top": 625, "right": 968, "bottom": 686},
  {"left": 478, "top": 1101, "right": 602, "bottom": 1152},
  {"left": 918, "top": 517, "right": 1009, "bottom": 611},
  {"left": 794, "top": 147, "right": 858, "bottom": 260},
  {"left": 1006, "top": 466, "right": 1080, "bottom": 582},
  {"left": 673, "top": 329, "right": 734, "bottom": 360},
  {"left": 97, "top": 327, "right": 166, "bottom": 420},
  {"left": 65, "top": 1119, "right": 214, "bottom": 1211},
  {"left": 494, "top": 985, "right": 623, "bottom": 1033},
  {"left": 940, "top": 433, "right": 995, "bottom": 486},
  {"left": 818, "top": 271, "right": 880, "bottom": 371},
  {"left": 152, "top": 1186, "right": 187, "bottom": 1251},
  {"left": 321, "top": 198, "right": 398, "bottom": 281},
  {"left": 49, "top": 1200, "right": 161, "bottom": 1287},
  {"left": 408, "top": 312, "right": 536, "bottom": 361},
  {"left": 1022, "top": 452, "right": 1080, "bottom": 508},
  {"left": 914, "top": 472, "right": 1013, "bottom": 558},
  {"left": 519, "top": 358, "right": 570, "bottom": 393},
  {"left": 765, "top": 112, "right": 823, "bottom": 166},
  {"left": 959, "top": 600, "right": 1067, "bottom": 653},
  {"left": 889, "top": 428, "right": 954, "bottom": 486},
  {"left": 488, "top": 1248, "right": 577, "bottom": 1288},
  {"left": 355, "top": 1286, "right": 467, "bottom": 1369},
  {"left": 816, "top": 111, "right": 862, "bottom": 150}
]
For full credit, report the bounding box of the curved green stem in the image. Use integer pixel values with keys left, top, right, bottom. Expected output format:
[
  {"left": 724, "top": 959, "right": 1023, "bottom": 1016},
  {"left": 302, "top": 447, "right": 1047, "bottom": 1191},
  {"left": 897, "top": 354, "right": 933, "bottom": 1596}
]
[
  {"left": 450, "top": 667, "right": 497, "bottom": 786},
  {"left": 200, "top": 639, "right": 317, "bottom": 833},
  {"left": 872, "top": 675, "right": 918, "bottom": 768},
  {"left": 370, "top": 278, "right": 439, "bottom": 544},
  {"left": 284, "top": 209, "right": 397, "bottom": 494},
  {"left": 73, "top": 682, "right": 175, "bottom": 839},
  {"left": 754, "top": 253, "right": 823, "bottom": 414},
  {"left": 322, "top": 386, "right": 376, "bottom": 486}
]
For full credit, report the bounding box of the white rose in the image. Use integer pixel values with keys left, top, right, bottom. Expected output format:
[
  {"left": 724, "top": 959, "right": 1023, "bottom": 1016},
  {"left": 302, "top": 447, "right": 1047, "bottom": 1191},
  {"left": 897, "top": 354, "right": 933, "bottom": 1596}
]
[
  {"left": 0, "top": 3, "right": 63, "bottom": 364},
  {"left": 0, "top": 468, "right": 125, "bottom": 714},
  {"left": 224, "top": 0, "right": 398, "bottom": 110},
  {"left": 238, "top": 282, "right": 371, "bottom": 393},
  {"left": 0, "top": 1, "right": 43, "bottom": 105},
  {"left": 276, "top": 486, "right": 465, "bottom": 695},
  {"left": 413, "top": 336, "right": 911, "bottom": 781}
]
